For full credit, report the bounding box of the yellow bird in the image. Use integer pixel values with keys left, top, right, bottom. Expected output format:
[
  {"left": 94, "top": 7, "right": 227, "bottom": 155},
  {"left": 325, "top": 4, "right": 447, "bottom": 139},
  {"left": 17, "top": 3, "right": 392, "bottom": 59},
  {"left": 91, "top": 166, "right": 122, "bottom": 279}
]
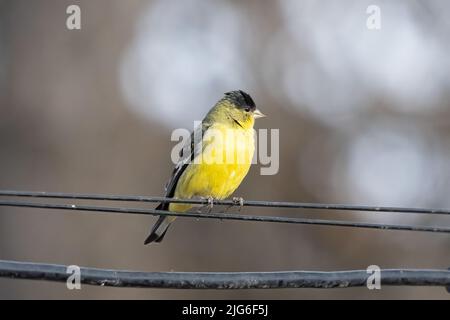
[{"left": 144, "top": 90, "right": 265, "bottom": 244}]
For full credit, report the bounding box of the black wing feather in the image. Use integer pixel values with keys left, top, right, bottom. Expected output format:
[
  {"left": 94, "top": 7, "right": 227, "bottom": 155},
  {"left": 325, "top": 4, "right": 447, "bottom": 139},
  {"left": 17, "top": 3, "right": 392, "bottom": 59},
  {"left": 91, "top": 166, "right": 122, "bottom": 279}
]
[{"left": 156, "top": 123, "right": 207, "bottom": 210}]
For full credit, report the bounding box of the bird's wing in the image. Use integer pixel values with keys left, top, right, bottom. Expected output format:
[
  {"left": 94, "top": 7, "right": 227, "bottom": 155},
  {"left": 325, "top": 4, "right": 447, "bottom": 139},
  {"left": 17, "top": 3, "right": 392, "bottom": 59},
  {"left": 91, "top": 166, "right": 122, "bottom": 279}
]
[{"left": 156, "top": 122, "right": 210, "bottom": 210}]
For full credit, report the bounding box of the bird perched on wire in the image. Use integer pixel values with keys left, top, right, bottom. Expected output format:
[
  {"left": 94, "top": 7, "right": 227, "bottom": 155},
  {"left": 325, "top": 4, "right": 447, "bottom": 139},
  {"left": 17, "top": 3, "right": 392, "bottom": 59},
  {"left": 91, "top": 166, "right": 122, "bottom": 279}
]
[{"left": 144, "top": 90, "right": 265, "bottom": 244}]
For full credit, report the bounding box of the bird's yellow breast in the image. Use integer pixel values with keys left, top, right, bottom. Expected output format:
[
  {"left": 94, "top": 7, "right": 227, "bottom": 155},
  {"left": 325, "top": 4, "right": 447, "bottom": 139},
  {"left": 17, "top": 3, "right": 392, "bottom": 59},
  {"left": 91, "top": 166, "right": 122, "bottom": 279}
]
[{"left": 170, "top": 123, "right": 254, "bottom": 212}]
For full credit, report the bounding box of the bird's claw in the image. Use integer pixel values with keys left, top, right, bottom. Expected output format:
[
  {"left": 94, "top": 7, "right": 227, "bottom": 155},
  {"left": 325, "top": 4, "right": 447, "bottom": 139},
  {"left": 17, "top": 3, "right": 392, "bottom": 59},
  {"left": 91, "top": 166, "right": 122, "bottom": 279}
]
[
  {"left": 196, "top": 196, "right": 215, "bottom": 214},
  {"left": 232, "top": 197, "right": 244, "bottom": 208},
  {"left": 207, "top": 196, "right": 214, "bottom": 210},
  {"left": 224, "top": 197, "right": 244, "bottom": 213}
]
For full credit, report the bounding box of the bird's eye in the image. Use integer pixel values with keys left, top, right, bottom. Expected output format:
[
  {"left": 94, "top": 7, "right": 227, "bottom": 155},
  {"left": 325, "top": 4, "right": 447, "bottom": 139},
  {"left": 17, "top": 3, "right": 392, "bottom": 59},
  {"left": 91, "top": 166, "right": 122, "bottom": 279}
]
[{"left": 244, "top": 107, "right": 251, "bottom": 112}]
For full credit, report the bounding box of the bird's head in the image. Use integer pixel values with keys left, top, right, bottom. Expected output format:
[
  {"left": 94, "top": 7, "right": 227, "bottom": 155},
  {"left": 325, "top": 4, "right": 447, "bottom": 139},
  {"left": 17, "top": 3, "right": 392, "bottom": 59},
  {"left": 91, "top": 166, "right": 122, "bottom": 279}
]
[{"left": 215, "top": 90, "right": 265, "bottom": 129}]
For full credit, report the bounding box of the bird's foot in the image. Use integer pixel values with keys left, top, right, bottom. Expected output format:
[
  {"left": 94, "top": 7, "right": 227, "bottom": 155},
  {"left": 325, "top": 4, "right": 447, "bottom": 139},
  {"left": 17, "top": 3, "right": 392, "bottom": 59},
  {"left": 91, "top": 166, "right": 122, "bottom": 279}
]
[
  {"left": 224, "top": 197, "right": 245, "bottom": 213},
  {"left": 232, "top": 197, "right": 244, "bottom": 207},
  {"left": 196, "top": 196, "right": 215, "bottom": 214},
  {"left": 207, "top": 196, "right": 214, "bottom": 212}
]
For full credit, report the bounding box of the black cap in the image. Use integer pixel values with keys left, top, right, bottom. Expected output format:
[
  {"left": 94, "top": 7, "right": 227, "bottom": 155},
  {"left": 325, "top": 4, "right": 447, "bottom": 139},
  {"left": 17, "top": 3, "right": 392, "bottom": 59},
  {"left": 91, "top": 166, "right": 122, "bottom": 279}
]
[{"left": 224, "top": 90, "right": 256, "bottom": 111}]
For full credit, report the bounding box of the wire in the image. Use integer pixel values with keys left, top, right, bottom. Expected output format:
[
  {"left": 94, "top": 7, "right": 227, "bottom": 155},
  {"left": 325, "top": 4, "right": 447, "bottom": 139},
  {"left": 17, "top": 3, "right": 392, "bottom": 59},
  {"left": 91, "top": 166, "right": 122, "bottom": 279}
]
[
  {"left": 1, "top": 199, "right": 449, "bottom": 234},
  {"left": 1, "top": 192, "right": 449, "bottom": 292},
  {"left": 1, "top": 190, "right": 450, "bottom": 216},
  {"left": 1, "top": 260, "right": 449, "bottom": 289}
]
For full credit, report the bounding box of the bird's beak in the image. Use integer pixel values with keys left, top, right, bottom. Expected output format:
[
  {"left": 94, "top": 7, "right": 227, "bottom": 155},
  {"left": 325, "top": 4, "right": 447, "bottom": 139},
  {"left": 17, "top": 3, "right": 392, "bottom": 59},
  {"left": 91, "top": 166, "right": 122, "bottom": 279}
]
[{"left": 253, "top": 109, "right": 266, "bottom": 119}]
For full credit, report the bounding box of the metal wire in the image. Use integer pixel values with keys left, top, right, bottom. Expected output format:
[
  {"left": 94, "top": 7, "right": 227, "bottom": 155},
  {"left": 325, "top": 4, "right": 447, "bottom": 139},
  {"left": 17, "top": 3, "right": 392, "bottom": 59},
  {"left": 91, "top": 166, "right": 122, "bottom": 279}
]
[
  {"left": 1, "top": 190, "right": 450, "bottom": 291},
  {"left": 2, "top": 190, "right": 450, "bottom": 216},
  {"left": 1, "top": 260, "right": 449, "bottom": 289},
  {"left": 1, "top": 199, "right": 450, "bottom": 234}
]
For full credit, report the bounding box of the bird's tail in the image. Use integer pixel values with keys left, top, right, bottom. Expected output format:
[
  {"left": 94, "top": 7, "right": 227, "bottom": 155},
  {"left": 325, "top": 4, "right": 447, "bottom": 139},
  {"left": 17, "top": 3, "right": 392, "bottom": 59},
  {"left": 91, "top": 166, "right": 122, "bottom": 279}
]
[{"left": 144, "top": 203, "right": 174, "bottom": 244}]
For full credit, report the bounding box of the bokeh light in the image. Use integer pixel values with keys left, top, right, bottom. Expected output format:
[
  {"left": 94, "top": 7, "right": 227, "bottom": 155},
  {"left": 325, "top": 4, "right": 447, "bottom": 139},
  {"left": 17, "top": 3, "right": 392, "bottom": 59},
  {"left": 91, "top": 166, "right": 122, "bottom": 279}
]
[
  {"left": 120, "top": 0, "right": 253, "bottom": 127},
  {"left": 270, "top": 0, "right": 450, "bottom": 126}
]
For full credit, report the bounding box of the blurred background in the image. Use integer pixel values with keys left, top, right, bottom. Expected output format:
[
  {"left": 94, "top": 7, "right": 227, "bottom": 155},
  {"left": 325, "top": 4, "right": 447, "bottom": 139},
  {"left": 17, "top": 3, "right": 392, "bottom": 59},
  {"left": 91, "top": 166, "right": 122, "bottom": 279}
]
[{"left": 1, "top": 0, "right": 450, "bottom": 299}]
